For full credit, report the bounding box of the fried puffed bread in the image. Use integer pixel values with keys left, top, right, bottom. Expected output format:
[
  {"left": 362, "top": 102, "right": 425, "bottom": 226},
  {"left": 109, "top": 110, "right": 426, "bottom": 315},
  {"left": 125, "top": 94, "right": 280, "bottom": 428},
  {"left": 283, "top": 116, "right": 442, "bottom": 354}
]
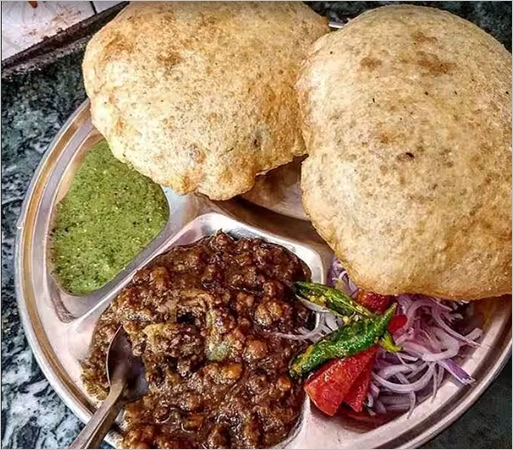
[
  {"left": 83, "top": 1, "right": 328, "bottom": 200},
  {"left": 298, "top": 6, "right": 512, "bottom": 300}
]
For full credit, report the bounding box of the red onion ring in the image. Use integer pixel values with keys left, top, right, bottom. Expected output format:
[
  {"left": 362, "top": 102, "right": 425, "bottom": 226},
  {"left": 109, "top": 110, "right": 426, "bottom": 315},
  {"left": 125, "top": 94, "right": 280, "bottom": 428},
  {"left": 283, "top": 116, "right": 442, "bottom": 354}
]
[
  {"left": 465, "top": 327, "right": 483, "bottom": 341},
  {"left": 419, "top": 328, "right": 460, "bottom": 362},
  {"left": 378, "top": 365, "right": 413, "bottom": 380},
  {"left": 438, "top": 359, "right": 475, "bottom": 385},
  {"left": 372, "top": 364, "right": 436, "bottom": 394},
  {"left": 432, "top": 306, "right": 480, "bottom": 347},
  {"left": 395, "top": 373, "right": 417, "bottom": 417}
]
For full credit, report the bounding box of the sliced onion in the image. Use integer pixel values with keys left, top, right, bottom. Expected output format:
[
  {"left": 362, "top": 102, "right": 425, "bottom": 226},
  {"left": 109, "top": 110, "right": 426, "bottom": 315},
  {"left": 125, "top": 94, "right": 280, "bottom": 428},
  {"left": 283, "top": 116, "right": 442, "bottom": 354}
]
[
  {"left": 395, "top": 329, "right": 416, "bottom": 345},
  {"left": 322, "top": 257, "right": 482, "bottom": 416},
  {"left": 437, "top": 364, "right": 445, "bottom": 385},
  {"left": 374, "top": 399, "right": 386, "bottom": 414},
  {"left": 396, "top": 294, "right": 414, "bottom": 311},
  {"left": 396, "top": 352, "right": 419, "bottom": 362},
  {"left": 298, "top": 297, "right": 327, "bottom": 313},
  {"left": 422, "top": 328, "right": 460, "bottom": 362},
  {"left": 432, "top": 306, "right": 480, "bottom": 347},
  {"left": 372, "top": 364, "right": 436, "bottom": 394},
  {"left": 378, "top": 365, "right": 413, "bottom": 380},
  {"left": 432, "top": 365, "right": 444, "bottom": 401},
  {"left": 409, "top": 362, "right": 428, "bottom": 377},
  {"left": 325, "top": 313, "right": 341, "bottom": 331},
  {"left": 418, "top": 329, "right": 441, "bottom": 352},
  {"left": 404, "top": 299, "right": 438, "bottom": 328},
  {"left": 431, "top": 298, "right": 453, "bottom": 311},
  {"left": 320, "top": 325, "right": 334, "bottom": 335},
  {"left": 327, "top": 257, "right": 343, "bottom": 286},
  {"left": 438, "top": 359, "right": 475, "bottom": 385},
  {"left": 402, "top": 341, "right": 436, "bottom": 357},
  {"left": 369, "top": 383, "right": 380, "bottom": 398},
  {"left": 465, "top": 328, "right": 483, "bottom": 341},
  {"left": 444, "top": 312, "right": 464, "bottom": 322},
  {"left": 395, "top": 373, "right": 416, "bottom": 417},
  {"left": 347, "top": 281, "right": 359, "bottom": 297},
  {"left": 374, "top": 359, "right": 391, "bottom": 371}
]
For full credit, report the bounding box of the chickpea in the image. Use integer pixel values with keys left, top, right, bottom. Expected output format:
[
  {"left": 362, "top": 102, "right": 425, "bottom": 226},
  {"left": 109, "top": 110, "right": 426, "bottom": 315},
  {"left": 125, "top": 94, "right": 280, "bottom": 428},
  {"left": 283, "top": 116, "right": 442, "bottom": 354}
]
[
  {"left": 277, "top": 375, "right": 292, "bottom": 392},
  {"left": 178, "top": 393, "right": 202, "bottom": 412},
  {"left": 207, "top": 425, "right": 229, "bottom": 448},
  {"left": 123, "top": 425, "right": 156, "bottom": 449},
  {"left": 243, "top": 339, "right": 268, "bottom": 362},
  {"left": 183, "top": 414, "right": 205, "bottom": 430},
  {"left": 222, "top": 362, "right": 243, "bottom": 380}
]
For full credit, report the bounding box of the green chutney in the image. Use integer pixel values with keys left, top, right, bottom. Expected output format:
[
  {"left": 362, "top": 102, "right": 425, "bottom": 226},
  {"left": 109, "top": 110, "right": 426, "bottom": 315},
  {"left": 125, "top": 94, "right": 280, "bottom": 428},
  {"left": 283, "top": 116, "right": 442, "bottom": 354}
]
[{"left": 51, "top": 140, "right": 169, "bottom": 295}]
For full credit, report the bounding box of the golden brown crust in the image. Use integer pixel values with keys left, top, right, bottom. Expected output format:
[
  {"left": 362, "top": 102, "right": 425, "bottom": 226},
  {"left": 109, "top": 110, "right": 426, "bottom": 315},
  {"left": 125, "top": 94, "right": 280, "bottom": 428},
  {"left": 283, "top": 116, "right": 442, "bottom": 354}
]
[
  {"left": 298, "top": 6, "right": 512, "bottom": 300},
  {"left": 83, "top": 2, "right": 328, "bottom": 200}
]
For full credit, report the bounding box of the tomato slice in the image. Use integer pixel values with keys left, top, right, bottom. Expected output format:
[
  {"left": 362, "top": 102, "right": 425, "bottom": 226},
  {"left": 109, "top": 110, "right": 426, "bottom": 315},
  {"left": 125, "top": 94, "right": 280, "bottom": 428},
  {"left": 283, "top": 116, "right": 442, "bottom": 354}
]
[
  {"left": 305, "top": 346, "right": 377, "bottom": 416},
  {"left": 344, "top": 362, "right": 373, "bottom": 412},
  {"left": 356, "top": 291, "right": 392, "bottom": 313},
  {"left": 304, "top": 359, "right": 345, "bottom": 416},
  {"left": 388, "top": 314, "right": 407, "bottom": 334},
  {"left": 306, "top": 289, "right": 400, "bottom": 416}
]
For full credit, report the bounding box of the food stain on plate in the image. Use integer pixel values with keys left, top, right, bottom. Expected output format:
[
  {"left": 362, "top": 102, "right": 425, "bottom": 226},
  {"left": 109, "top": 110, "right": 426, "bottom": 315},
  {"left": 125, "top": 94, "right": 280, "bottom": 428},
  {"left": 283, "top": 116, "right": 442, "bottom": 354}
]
[{"left": 50, "top": 140, "right": 169, "bottom": 295}]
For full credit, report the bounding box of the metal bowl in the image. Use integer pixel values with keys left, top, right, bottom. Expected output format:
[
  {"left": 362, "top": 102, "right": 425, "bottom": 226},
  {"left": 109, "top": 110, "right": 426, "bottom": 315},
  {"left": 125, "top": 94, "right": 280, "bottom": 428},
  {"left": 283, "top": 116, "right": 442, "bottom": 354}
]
[{"left": 16, "top": 101, "right": 512, "bottom": 448}]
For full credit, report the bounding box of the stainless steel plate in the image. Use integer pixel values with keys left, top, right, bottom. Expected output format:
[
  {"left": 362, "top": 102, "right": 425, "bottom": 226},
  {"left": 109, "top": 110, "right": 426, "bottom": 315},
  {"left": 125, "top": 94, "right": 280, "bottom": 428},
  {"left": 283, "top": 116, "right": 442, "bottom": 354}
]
[{"left": 16, "top": 100, "right": 512, "bottom": 448}]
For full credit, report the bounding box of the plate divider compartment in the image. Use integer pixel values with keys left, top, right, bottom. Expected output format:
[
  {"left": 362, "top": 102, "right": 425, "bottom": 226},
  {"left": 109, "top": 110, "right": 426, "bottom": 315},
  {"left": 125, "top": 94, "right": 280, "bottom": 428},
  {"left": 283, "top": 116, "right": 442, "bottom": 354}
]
[{"left": 68, "top": 211, "right": 327, "bottom": 446}]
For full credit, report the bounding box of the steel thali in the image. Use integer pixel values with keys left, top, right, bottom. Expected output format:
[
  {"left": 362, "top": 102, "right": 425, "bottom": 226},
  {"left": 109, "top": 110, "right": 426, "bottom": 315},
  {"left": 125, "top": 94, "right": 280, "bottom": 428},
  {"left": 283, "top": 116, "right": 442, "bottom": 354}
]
[{"left": 16, "top": 100, "right": 512, "bottom": 448}]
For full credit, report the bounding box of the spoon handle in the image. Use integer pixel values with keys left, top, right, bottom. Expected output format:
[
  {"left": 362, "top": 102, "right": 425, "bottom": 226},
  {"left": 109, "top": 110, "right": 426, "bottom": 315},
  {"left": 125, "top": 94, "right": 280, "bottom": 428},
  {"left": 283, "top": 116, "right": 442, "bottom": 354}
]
[{"left": 69, "top": 384, "right": 125, "bottom": 449}]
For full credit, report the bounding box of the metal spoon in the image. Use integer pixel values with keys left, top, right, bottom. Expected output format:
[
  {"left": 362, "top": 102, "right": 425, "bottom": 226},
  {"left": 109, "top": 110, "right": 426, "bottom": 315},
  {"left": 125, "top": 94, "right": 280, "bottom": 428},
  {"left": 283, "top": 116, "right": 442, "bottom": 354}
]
[{"left": 70, "top": 327, "right": 148, "bottom": 449}]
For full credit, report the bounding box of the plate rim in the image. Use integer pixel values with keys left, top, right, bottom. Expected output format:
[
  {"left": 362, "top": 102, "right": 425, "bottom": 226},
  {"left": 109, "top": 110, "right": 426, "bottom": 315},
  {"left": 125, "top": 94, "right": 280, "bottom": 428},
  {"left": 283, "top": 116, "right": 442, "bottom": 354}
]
[{"left": 15, "top": 100, "right": 513, "bottom": 449}]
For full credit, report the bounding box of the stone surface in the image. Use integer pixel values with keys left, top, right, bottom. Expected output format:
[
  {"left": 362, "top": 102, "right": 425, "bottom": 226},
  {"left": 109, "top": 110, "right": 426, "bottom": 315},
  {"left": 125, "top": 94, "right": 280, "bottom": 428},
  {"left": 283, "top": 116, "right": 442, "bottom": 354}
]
[
  {"left": 1, "top": 3, "right": 511, "bottom": 449},
  {"left": 2, "top": 51, "right": 87, "bottom": 449},
  {"left": 307, "top": 1, "right": 512, "bottom": 51}
]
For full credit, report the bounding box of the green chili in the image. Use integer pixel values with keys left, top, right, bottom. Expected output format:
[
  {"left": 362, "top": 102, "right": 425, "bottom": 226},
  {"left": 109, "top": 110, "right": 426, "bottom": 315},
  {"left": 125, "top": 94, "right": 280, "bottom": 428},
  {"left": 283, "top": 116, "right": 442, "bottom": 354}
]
[
  {"left": 295, "top": 281, "right": 374, "bottom": 319},
  {"left": 295, "top": 282, "right": 401, "bottom": 353},
  {"left": 290, "top": 303, "right": 397, "bottom": 378}
]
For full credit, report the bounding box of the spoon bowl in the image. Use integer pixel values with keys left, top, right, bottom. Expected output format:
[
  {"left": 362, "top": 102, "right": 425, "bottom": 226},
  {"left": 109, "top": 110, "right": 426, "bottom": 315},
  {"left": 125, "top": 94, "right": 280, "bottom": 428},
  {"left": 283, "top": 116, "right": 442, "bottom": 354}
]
[
  {"left": 69, "top": 327, "right": 148, "bottom": 449},
  {"left": 107, "top": 327, "right": 148, "bottom": 402}
]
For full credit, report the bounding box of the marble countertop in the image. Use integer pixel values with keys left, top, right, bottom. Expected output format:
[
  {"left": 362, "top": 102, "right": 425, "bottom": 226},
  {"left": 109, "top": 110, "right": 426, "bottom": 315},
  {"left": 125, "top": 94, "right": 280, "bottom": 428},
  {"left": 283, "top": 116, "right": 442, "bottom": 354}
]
[{"left": 1, "top": 3, "right": 511, "bottom": 449}]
